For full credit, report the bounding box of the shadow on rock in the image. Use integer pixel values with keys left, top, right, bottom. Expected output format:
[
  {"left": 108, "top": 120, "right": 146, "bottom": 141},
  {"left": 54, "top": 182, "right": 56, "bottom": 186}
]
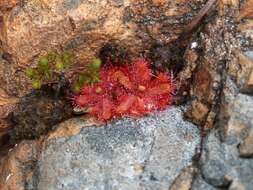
[{"left": 7, "top": 81, "right": 73, "bottom": 144}]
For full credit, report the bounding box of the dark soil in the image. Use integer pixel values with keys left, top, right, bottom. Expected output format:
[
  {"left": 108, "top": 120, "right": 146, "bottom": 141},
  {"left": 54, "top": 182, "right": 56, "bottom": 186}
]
[
  {"left": 7, "top": 80, "right": 73, "bottom": 144},
  {"left": 98, "top": 42, "right": 130, "bottom": 66}
]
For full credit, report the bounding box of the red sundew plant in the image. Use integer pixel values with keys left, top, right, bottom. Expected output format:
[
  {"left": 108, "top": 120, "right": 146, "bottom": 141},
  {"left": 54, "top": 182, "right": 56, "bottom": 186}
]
[{"left": 73, "top": 59, "right": 175, "bottom": 121}]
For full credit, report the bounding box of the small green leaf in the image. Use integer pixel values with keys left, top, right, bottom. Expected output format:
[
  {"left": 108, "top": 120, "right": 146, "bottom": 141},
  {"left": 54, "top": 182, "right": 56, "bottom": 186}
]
[
  {"left": 78, "top": 74, "right": 93, "bottom": 85},
  {"left": 78, "top": 75, "right": 85, "bottom": 84},
  {"left": 44, "top": 70, "right": 52, "bottom": 80},
  {"left": 26, "top": 68, "right": 37, "bottom": 79},
  {"left": 89, "top": 58, "right": 102, "bottom": 71},
  {"left": 26, "top": 51, "right": 76, "bottom": 90},
  {"left": 72, "top": 83, "right": 81, "bottom": 93},
  {"left": 62, "top": 51, "right": 73, "bottom": 66},
  {"left": 38, "top": 57, "right": 49, "bottom": 70},
  {"left": 84, "top": 78, "right": 92, "bottom": 85},
  {"left": 32, "top": 80, "right": 42, "bottom": 89},
  {"left": 91, "top": 75, "right": 100, "bottom": 84},
  {"left": 55, "top": 58, "right": 64, "bottom": 70},
  {"left": 55, "top": 62, "right": 64, "bottom": 70}
]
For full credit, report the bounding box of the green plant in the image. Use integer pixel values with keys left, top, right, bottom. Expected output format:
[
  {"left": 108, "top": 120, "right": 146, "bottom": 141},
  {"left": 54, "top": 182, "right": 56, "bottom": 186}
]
[
  {"left": 26, "top": 50, "right": 74, "bottom": 89},
  {"left": 72, "top": 58, "right": 102, "bottom": 93},
  {"left": 73, "top": 58, "right": 175, "bottom": 121},
  {"left": 26, "top": 50, "right": 102, "bottom": 94}
]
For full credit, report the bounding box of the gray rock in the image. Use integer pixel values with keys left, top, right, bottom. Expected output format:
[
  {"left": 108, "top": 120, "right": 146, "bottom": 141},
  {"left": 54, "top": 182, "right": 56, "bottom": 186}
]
[
  {"left": 229, "top": 180, "right": 246, "bottom": 190},
  {"left": 223, "top": 94, "right": 253, "bottom": 145},
  {"left": 198, "top": 90, "right": 253, "bottom": 190},
  {"left": 191, "top": 175, "right": 220, "bottom": 190},
  {"left": 199, "top": 92, "right": 253, "bottom": 190},
  {"left": 200, "top": 129, "right": 253, "bottom": 190},
  {"left": 35, "top": 107, "right": 200, "bottom": 190},
  {"left": 200, "top": 131, "right": 232, "bottom": 187},
  {"left": 238, "top": 128, "right": 253, "bottom": 158},
  {"left": 169, "top": 165, "right": 197, "bottom": 190},
  {"left": 244, "top": 51, "right": 253, "bottom": 61},
  {"left": 222, "top": 76, "right": 239, "bottom": 107}
]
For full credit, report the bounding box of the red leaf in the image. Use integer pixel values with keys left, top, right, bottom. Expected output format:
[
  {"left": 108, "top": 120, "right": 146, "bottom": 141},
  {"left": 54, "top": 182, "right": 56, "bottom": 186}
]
[
  {"left": 131, "top": 59, "right": 151, "bottom": 83},
  {"left": 112, "top": 70, "right": 133, "bottom": 90},
  {"left": 74, "top": 58, "right": 175, "bottom": 122},
  {"left": 115, "top": 95, "right": 136, "bottom": 114},
  {"left": 74, "top": 95, "right": 90, "bottom": 107},
  {"left": 147, "top": 83, "right": 172, "bottom": 95},
  {"left": 101, "top": 98, "right": 113, "bottom": 120}
]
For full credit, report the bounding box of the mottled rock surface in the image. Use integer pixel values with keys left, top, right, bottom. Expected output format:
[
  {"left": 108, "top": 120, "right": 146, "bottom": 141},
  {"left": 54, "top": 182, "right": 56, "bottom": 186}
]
[
  {"left": 0, "top": 1, "right": 252, "bottom": 190},
  {"left": 199, "top": 130, "right": 253, "bottom": 190},
  {"left": 0, "top": 0, "right": 19, "bottom": 11},
  {"left": 191, "top": 175, "right": 218, "bottom": 190},
  {"left": 191, "top": 44, "right": 253, "bottom": 190},
  {"left": 196, "top": 94, "right": 253, "bottom": 190},
  {"left": 182, "top": 12, "right": 244, "bottom": 130},
  {"left": 0, "top": 107, "right": 200, "bottom": 190},
  {"left": 35, "top": 107, "right": 199, "bottom": 190},
  {"left": 0, "top": 140, "right": 40, "bottom": 190},
  {"left": 239, "top": 128, "right": 253, "bottom": 158},
  {"left": 222, "top": 94, "right": 253, "bottom": 144},
  {"left": 0, "top": 0, "right": 205, "bottom": 65},
  {"left": 169, "top": 165, "right": 197, "bottom": 190}
]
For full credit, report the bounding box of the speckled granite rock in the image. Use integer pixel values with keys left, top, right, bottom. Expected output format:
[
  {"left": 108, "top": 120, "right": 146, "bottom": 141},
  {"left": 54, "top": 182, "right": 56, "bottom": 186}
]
[
  {"left": 191, "top": 175, "right": 219, "bottom": 190},
  {"left": 183, "top": 13, "right": 245, "bottom": 130},
  {"left": 199, "top": 130, "right": 253, "bottom": 190},
  {"left": 223, "top": 94, "right": 253, "bottom": 145},
  {"left": 238, "top": 128, "right": 253, "bottom": 158},
  {"left": 0, "top": 0, "right": 203, "bottom": 64},
  {"left": 169, "top": 165, "right": 197, "bottom": 190},
  {"left": 0, "top": 140, "right": 40, "bottom": 190},
  {"left": 0, "top": 0, "right": 19, "bottom": 11},
  {"left": 33, "top": 107, "right": 200, "bottom": 190},
  {"left": 198, "top": 94, "right": 253, "bottom": 190}
]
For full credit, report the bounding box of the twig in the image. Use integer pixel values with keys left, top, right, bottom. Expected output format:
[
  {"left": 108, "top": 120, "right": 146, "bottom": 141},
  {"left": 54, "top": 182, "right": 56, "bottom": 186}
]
[{"left": 178, "top": 0, "right": 217, "bottom": 41}]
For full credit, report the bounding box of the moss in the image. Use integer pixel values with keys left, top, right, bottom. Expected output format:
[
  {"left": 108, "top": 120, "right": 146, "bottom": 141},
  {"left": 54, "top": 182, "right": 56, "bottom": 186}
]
[{"left": 25, "top": 50, "right": 74, "bottom": 90}]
